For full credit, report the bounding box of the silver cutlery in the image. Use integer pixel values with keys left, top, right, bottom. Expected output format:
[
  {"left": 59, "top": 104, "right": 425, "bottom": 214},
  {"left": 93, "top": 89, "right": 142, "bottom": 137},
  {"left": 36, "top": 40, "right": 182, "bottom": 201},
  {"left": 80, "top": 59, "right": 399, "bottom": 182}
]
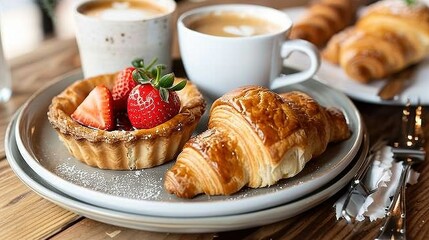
[
  {"left": 376, "top": 102, "right": 426, "bottom": 240},
  {"left": 378, "top": 64, "right": 418, "bottom": 101},
  {"left": 341, "top": 136, "right": 387, "bottom": 223}
]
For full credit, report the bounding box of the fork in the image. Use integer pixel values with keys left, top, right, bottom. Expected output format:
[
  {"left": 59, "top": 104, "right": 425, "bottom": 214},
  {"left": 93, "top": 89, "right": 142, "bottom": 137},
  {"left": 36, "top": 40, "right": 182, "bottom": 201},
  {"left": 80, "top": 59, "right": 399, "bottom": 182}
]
[
  {"left": 341, "top": 136, "right": 387, "bottom": 223},
  {"left": 376, "top": 103, "right": 426, "bottom": 240}
]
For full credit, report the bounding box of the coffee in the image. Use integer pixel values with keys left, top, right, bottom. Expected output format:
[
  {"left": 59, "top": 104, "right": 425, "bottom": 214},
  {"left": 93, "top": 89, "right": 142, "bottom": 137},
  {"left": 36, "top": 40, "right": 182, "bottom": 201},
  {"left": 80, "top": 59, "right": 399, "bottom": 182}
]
[
  {"left": 188, "top": 11, "right": 282, "bottom": 37},
  {"left": 79, "top": 1, "right": 167, "bottom": 21},
  {"left": 75, "top": 0, "right": 176, "bottom": 77}
]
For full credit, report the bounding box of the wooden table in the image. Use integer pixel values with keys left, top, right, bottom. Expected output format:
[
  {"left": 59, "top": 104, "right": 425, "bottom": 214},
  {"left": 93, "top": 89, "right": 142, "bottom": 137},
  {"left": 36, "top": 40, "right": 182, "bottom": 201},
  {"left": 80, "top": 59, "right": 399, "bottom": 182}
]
[{"left": 1, "top": 1, "right": 429, "bottom": 239}]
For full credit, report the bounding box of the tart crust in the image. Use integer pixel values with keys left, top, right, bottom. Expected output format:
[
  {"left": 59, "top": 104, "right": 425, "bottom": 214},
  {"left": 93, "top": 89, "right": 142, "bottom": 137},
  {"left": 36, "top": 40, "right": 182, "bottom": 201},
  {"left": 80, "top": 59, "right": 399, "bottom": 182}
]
[{"left": 47, "top": 73, "right": 206, "bottom": 170}]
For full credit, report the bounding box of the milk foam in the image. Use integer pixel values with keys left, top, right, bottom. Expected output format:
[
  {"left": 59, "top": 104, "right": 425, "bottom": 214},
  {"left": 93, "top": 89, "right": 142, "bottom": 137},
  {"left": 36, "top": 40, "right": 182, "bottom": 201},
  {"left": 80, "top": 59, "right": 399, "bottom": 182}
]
[
  {"left": 94, "top": 2, "right": 162, "bottom": 21},
  {"left": 223, "top": 25, "right": 256, "bottom": 37}
]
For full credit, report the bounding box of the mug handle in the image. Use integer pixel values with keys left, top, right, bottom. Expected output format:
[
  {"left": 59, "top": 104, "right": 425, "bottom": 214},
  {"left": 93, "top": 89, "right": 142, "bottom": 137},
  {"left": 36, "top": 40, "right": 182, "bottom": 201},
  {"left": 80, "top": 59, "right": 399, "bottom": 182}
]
[{"left": 270, "top": 39, "right": 321, "bottom": 90}]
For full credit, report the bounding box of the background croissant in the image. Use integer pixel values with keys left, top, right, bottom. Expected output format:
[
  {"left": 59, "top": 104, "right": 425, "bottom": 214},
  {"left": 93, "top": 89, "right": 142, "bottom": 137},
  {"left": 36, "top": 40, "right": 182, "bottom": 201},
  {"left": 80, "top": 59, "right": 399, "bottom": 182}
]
[
  {"left": 164, "top": 87, "right": 350, "bottom": 198},
  {"left": 322, "top": 1, "right": 429, "bottom": 83},
  {"left": 290, "top": 0, "right": 357, "bottom": 47}
]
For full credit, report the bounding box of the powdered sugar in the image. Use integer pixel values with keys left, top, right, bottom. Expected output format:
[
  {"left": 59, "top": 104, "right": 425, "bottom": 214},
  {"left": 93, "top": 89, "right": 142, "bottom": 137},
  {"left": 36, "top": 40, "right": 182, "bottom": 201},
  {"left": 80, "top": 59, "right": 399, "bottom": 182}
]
[{"left": 55, "top": 162, "right": 163, "bottom": 200}]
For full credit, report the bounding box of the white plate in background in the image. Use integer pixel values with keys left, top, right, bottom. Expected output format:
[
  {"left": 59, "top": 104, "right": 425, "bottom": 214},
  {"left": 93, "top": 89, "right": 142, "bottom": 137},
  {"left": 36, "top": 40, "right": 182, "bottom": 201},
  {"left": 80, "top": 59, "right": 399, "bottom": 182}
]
[{"left": 283, "top": 6, "right": 429, "bottom": 105}]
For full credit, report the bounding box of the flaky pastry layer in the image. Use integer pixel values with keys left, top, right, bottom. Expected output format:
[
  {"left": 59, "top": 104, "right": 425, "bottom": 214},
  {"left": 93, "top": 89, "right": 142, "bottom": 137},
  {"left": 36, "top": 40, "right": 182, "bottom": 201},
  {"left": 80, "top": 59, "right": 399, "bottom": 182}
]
[
  {"left": 323, "top": 1, "right": 429, "bottom": 82},
  {"left": 164, "top": 86, "right": 351, "bottom": 198}
]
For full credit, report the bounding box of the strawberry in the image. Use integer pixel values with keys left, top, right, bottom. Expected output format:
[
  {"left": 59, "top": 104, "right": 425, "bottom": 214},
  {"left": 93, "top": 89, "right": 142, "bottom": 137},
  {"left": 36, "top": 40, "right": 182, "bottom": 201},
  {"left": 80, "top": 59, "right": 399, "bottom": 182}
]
[
  {"left": 127, "top": 85, "right": 181, "bottom": 129},
  {"left": 112, "top": 67, "right": 137, "bottom": 110},
  {"left": 126, "top": 58, "right": 187, "bottom": 129},
  {"left": 71, "top": 85, "right": 114, "bottom": 130}
]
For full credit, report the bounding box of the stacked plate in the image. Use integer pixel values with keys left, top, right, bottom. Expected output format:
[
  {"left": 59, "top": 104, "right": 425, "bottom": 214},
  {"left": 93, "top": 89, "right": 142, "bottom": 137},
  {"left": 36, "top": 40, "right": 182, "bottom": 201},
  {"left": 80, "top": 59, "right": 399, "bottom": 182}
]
[{"left": 6, "top": 70, "right": 367, "bottom": 233}]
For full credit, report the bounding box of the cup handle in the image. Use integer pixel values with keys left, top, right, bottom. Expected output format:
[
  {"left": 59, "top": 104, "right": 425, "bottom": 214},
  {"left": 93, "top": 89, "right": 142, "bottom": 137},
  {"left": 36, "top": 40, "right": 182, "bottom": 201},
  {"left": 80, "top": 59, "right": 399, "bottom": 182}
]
[{"left": 270, "top": 39, "right": 320, "bottom": 90}]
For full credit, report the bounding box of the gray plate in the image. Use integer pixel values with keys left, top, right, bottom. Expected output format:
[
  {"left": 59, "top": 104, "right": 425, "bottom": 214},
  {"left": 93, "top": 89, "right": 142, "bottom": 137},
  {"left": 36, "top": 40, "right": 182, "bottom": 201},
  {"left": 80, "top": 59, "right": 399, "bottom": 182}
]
[
  {"left": 14, "top": 70, "right": 363, "bottom": 217},
  {"left": 6, "top": 113, "right": 369, "bottom": 232}
]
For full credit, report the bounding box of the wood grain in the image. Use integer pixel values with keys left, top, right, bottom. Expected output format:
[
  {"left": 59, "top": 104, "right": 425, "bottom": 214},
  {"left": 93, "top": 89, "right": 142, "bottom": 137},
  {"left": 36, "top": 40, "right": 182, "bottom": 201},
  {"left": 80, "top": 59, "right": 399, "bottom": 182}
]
[
  {"left": 51, "top": 219, "right": 216, "bottom": 240},
  {"left": 0, "top": 160, "right": 80, "bottom": 239}
]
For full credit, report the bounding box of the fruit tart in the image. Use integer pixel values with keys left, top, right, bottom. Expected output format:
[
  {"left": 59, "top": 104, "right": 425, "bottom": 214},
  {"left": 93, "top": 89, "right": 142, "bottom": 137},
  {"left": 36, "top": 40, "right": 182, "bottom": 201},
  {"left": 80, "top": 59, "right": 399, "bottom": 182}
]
[{"left": 47, "top": 59, "right": 206, "bottom": 170}]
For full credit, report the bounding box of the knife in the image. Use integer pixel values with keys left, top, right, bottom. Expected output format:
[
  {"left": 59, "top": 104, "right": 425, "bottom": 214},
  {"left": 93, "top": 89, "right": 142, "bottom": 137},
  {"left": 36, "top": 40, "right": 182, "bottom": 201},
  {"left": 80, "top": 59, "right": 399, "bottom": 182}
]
[{"left": 377, "top": 64, "right": 418, "bottom": 101}]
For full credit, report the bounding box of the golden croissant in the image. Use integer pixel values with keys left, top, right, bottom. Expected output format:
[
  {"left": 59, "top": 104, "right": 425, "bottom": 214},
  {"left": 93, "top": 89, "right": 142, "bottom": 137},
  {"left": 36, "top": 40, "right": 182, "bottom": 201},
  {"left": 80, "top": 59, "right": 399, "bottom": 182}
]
[
  {"left": 164, "top": 87, "right": 351, "bottom": 198},
  {"left": 322, "top": 1, "right": 429, "bottom": 83},
  {"left": 290, "top": 0, "right": 357, "bottom": 47}
]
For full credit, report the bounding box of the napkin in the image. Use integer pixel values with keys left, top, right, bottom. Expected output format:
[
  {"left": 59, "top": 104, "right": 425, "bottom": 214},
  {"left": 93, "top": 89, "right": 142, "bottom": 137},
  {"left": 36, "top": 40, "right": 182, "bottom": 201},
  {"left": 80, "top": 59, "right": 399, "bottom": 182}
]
[{"left": 334, "top": 146, "right": 420, "bottom": 222}]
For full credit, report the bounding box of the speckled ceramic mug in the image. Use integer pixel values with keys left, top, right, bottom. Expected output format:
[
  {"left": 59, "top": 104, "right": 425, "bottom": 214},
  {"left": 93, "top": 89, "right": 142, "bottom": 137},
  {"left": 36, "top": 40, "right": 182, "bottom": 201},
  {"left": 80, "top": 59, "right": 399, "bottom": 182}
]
[{"left": 74, "top": 0, "right": 176, "bottom": 78}]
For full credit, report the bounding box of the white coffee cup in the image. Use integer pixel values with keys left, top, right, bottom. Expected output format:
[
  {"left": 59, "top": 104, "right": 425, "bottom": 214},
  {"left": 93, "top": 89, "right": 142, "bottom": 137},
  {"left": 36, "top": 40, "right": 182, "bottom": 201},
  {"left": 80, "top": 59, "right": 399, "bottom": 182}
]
[
  {"left": 178, "top": 4, "right": 320, "bottom": 99},
  {"left": 74, "top": 0, "right": 176, "bottom": 78}
]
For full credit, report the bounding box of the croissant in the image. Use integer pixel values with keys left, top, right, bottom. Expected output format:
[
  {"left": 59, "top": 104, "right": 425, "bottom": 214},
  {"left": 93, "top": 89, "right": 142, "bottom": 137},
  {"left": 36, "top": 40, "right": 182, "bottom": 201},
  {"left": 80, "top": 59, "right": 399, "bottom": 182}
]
[
  {"left": 290, "top": 0, "right": 357, "bottom": 47},
  {"left": 322, "top": 1, "right": 429, "bottom": 83},
  {"left": 164, "top": 87, "right": 351, "bottom": 198}
]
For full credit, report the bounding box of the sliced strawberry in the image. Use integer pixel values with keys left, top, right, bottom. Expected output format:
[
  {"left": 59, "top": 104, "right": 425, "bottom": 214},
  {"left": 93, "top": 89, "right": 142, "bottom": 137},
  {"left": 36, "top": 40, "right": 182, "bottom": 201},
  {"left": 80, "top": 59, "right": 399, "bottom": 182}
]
[
  {"left": 112, "top": 67, "right": 137, "bottom": 110},
  {"left": 71, "top": 85, "right": 115, "bottom": 130},
  {"left": 127, "top": 84, "right": 181, "bottom": 129}
]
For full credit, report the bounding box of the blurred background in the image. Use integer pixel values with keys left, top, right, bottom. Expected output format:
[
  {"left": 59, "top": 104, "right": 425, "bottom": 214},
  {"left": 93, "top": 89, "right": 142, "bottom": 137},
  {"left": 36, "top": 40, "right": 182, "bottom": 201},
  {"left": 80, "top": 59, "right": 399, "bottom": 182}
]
[
  {"left": 0, "top": 0, "right": 80, "bottom": 59},
  {"left": 0, "top": 0, "right": 203, "bottom": 60},
  {"left": 0, "top": 0, "right": 309, "bottom": 60}
]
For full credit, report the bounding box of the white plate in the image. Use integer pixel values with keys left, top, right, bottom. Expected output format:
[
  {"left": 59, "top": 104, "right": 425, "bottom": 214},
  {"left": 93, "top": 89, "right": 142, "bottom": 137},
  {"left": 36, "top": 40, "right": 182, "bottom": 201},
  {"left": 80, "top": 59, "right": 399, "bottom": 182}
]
[
  {"left": 15, "top": 70, "right": 363, "bottom": 217},
  {"left": 5, "top": 113, "right": 369, "bottom": 233},
  {"left": 283, "top": 7, "right": 429, "bottom": 105}
]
